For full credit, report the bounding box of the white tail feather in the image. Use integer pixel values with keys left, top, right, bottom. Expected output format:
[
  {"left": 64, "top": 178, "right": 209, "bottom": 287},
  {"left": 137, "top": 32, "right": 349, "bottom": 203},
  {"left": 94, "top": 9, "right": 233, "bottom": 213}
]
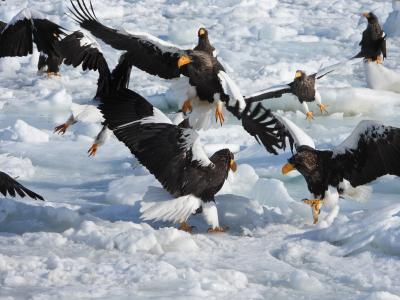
[
  {"left": 339, "top": 180, "right": 372, "bottom": 203},
  {"left": 140, "top": 195, "right": 202, "bottom": 224}
]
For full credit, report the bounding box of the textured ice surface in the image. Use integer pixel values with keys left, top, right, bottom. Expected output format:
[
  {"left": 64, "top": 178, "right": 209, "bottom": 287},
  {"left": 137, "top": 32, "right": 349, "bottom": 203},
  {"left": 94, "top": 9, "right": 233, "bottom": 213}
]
[{"left": 0, "top": 0, "right": 400, "bottom": 299}]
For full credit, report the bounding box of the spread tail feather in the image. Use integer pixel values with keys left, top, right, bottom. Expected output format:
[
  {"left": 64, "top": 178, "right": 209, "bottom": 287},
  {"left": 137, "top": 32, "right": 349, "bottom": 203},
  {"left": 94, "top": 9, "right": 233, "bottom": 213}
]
[{"left": 140, "top": 195, "right": 202, "bottom": 224}]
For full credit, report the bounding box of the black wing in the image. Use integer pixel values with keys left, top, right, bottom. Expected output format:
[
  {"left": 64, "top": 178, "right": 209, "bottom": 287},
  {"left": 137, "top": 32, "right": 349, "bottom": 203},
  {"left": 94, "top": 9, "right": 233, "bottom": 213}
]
[
  {"left": 57, "top": 31, "right": 110, "bottom": 98},
  {"left": 333, "top": 121, "right": 400, "bottom": 187},
  {"left": 99, "top": 89, "right": 214, "bottom": 197},
  {"left": 381, "top": 36, "right": 387, "bottom": 59},
  {"left": 0, "top": 171, "right": 44, "bottom": 200},
  {"left": 245, "top": 84, "right": 292, "bottom": 104},
  {"left": 0, "top": 9, "right": 63, "bottom": 58},
  {"left": 69, "top": 0, "right": 184, "bottom": 79},
  {"left": 0, "top": 21, "right": 6, "bottom": 32},
  {"left": 227, "top": 102, "right": 293, "bottom": 155}
]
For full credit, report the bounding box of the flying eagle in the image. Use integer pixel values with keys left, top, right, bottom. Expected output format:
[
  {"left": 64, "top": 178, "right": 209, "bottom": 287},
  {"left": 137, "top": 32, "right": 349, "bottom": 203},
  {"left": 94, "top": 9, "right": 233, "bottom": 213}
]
[
  {"left": 279, "top": 116, "right": 400, "bottom": 224},
  {"left": 354, "top": 12, "right": 386, "bottom": 63},
  {"left": 245, "top": 65, "right": 340, "bottom": 120},
  {"left": 100, "top": 88, "right": 237, "bottom": 233},
  {"left": 0, "top": 171, "right": 43, "bottom": 201},
  {"left": 69, "top": 0, "right": 247, "bottom": 129},
  {"left": 0, "top": 8, "right": 64, "bottom": 76}
]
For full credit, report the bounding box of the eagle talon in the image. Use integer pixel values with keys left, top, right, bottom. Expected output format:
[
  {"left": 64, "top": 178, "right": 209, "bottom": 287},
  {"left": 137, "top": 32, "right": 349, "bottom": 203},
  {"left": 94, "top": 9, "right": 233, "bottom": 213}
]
[
  {"left": 207, "top": 226, "right": 229, "bottom": 233},
  {"left": 302, "top": 199, "right": 324, "bottom": 224},
  {"left": 47, "top": 71, "right": 60, "bottom": 78},
  {"left": 215, "top": 104, "right": 225, "bottom": 126},
  {"left": 54, "top": 123, "right": 69, "bottom": 135},
  {"left": 178, "top": 222, "right": 194, "bottom": 233},
  {"left": 318, "top": 103, "right": 329, "bottom": 114},
  {"left": 306, "top": 111, "right": 314, "bottom": 121},
  {"left": 376, "top": 56, "right": 383, "bottom": 64},
  {"left": 181, "top": 100, "right": 193, "bottom": 115},
  {"left": 88, "top": 143, "right": 98, "bottom": 157}
]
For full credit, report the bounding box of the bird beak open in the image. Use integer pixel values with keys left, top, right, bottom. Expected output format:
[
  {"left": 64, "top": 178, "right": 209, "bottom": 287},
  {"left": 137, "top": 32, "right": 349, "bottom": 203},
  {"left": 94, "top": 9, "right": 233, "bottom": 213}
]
[
  {"left": 199, "top": 28, "right": 206, "bottom": 36},
  {"left": 282, "top": 163, "right": 295, "bottom": 174},
  {"left": 230, "top": 159, "right": 237, "bottom": 172},
  {"left": 178, "top": 55, "right": 192, "bottom": 69},
  {"left": 295, "top": 71, "right": 302, "bottom": 79}
]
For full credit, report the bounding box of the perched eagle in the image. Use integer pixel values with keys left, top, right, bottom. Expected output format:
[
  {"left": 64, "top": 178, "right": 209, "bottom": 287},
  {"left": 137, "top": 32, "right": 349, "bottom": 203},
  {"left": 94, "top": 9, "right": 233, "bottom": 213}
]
[
  {"left": 100, "top": 88, "right": 237, "bottom": 232},
  {"left": 0, "top": 171, "right": 43, "bottom": 201},
  {"left": 245, "top": 65, "right": 340, "bottom": 120},
  {"left": 0, "top": 8, "right": 64, "bottom": 76},
  {"left": 68, "top": 1, "right": 247, "bottom": 129},
  {"left": 279, "top": 116, "right": 400, "bottom": 223},
  {"left": 354, "top": 12, "right": 386, "bottom": 63}
]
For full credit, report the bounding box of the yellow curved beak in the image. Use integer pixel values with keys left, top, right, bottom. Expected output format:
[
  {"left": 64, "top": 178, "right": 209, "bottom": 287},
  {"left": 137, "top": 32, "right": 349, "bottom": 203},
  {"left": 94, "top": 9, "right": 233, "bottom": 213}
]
[
  {"left": 199, "top": 28, "right": 206, "bottom": 36},
  {"left": 178, "top": 55, "right": 192, "bottom": 69},
  {"left": 282, "top": 163, "right": 295, "bottom": 175},
  {"left": 362, "top": 12, "right": 370, "bottom": 18},
  {"left": 230, "top": 159, "right": 237, "bottom": 172},
  {"left": 295, "top": 71, "right": 302, "bottom": 79}
]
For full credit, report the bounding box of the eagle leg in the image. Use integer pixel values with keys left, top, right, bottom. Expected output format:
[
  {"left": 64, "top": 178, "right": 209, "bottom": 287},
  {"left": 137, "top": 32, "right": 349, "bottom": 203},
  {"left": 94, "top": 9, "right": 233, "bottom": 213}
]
[
  {"left": 181, "top": 100, "right": 193, "bottom": 115},
  {"left": 54, "top": 123, "right": 69, "bottom": 135},
  {"left": 306, "top": 111, "right": 314, "bottom": 121},
  {"left": 215, "top": 101, "right": 225, "bottom": 126},
  {"left": 46, "top": 71, "right": 61, "bottom": 78},
  {"left": 207, "top": 226, "right": 229, "bottom": 233},
  {"left": 376, "top": 56, "right": 383, "bottom": 64},
  {"left": 87, "top": 143, "right": 99, "bottom": 157},
  {"left": 318, "top": 103, "right": 329, "bottom": 114},
  {"left": 178, "top": 222, "right": 194, "bottom": 233},
  {"left": 302, "top": 199, "right": 323, "bottom": 224}
]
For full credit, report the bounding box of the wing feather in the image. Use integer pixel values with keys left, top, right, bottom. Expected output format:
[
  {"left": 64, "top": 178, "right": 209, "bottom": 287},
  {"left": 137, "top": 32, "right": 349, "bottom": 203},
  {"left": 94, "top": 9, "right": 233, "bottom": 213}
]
[
  {"left": 70, "top": 0, "right": 184, "bottom": 79},
  {"left": 0, "top": 171, "right": 44, "bottom": 200},
  {"left": 245, "top": 84, "right": 292, "bottom": 103}
]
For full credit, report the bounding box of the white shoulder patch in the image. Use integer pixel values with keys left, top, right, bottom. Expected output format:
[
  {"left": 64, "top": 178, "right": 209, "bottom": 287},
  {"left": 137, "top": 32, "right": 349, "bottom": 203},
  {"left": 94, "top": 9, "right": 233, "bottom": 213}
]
[
  {"left": 273, "top": 114, "right": 315, "bottom": 149},
  {"left": 217, "top": 71, "right": 246, "bottom": 111},
  {"left": 5, "top": 8, "right": 45, "bottom": 30},
  {"left": 78, "top": 31, "right": 101, "bottom": 50},
  {"left": 182, "top": 129, "right": 213, "bottom": 167},
  {"left": 333, "top": 120, "right": 386, "bottom": 156},
  {"left": 140, "top": 194, "right": 202, "bottom": 224},
  {"left": 118, "top": 28, "right": 183, "bottom": 54}
]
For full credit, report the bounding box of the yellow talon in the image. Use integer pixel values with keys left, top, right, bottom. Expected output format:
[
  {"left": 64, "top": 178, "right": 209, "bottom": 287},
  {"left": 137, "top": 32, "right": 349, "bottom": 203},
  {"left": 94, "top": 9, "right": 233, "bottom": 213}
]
[
  {"left": 181, "top": 99, "right": 193, "bottom": 115},
  {"left": 207, "top": 226, "right": 229, "bottom": 233},
  {"left": 376, "top": 56, "right": 383, "bottom": 64},
  {"left": 178, "top": 222, "right": 194, "bottom": 233},
  {"left": 306, "top": 111, "right": 314, "bottom": 121},
  {"left": 47, "top": 71, "right": 61, "bottom": 78},
  {"left": 303, "top": 199, "right": 324, "bottom": 224},
  {"left": 54, "top": 123, "right": 69, "bottom": 135},
  {"left": 215, "top": 103, "right": 225, "bottom": 126},
  {"left": 88, "top": 143, "right": 98, "bottom": 157},
  {"left": 318, "top": 103, "right": 329, "bottom": 114}
]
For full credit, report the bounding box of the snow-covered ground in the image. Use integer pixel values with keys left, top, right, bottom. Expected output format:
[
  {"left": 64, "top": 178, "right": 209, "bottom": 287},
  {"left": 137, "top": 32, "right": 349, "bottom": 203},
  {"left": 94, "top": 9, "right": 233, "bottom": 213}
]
[{"left": 1, "top": 0, "right": 400, "bottom": 299}]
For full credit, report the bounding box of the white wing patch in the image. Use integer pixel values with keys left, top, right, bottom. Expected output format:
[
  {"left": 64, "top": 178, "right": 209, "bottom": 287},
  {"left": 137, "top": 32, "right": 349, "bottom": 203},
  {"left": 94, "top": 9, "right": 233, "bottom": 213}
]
[
  {"left": 247, "top": 84, "right": 291, "bottom": 98},
  {"left": 78, "top": 31, "right": 101, "bottom": 50},
  {"left": 273, "top": 114, "right": 315, "bottom": 149},
  {"left": 333, "top": 120, "right": 387, "bottom": 156},
  {"left": 315, "top": 58, "right": 363, "bottom": 79},
  {"left": 140, "top": 195, "right": 202, "bottom": 224},
  {"left": 217, "top": 71, "right": 246, "bottom": 111},
  {"left": 116, "top": 107, "right": 172, "bottom": 130},
  {"left": 182, "top": 129, "right": 213, "bottom": 167},
  {"left": 5, "top": 8, "right": 45, "bottom": 30},
  {"left": 118, "top": 29, "right": 183, "bottom": 54}
]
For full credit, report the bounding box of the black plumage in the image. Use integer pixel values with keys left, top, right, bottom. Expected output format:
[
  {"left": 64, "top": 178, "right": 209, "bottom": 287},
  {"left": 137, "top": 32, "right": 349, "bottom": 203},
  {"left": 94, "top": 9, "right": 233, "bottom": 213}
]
[
  {"left": 0, "top": 20, "right": 6, "bottom": 32},
  {"left": 193, "top": 27, "right": 215, "bottom": 55},
  {"left": 354, "top": 12, "right": 386, "bottom": 63},
  {"left": 68, "top": 0, "right": 289, "bottom": 155},
  {"left": 100, "top": 88, "right": 236, "bottom": 232},
  {"left": 245, "top": 69, "right": 334, "bottom": 120},
  {"left": 0, "top": 9, "right": 64, "bottom": 74},
  {"left": 282, "top": 119, "right": 400, "bottom": 223},
  {"left": 0, "top": 171, "right": 43, "bottom": 200}
]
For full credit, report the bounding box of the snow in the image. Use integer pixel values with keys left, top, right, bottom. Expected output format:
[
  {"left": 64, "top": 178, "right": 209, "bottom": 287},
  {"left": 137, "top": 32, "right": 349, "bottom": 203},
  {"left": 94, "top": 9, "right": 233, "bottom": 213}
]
[{"left": 0, "top": 0, "right": 400, "bottom": 299}]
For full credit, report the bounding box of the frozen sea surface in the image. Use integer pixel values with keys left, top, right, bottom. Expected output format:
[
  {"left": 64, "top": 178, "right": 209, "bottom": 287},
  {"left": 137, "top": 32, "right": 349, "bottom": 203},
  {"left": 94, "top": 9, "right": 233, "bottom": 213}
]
[{"left": 0, "top": 0, "right": 400, "bottom": 299}]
